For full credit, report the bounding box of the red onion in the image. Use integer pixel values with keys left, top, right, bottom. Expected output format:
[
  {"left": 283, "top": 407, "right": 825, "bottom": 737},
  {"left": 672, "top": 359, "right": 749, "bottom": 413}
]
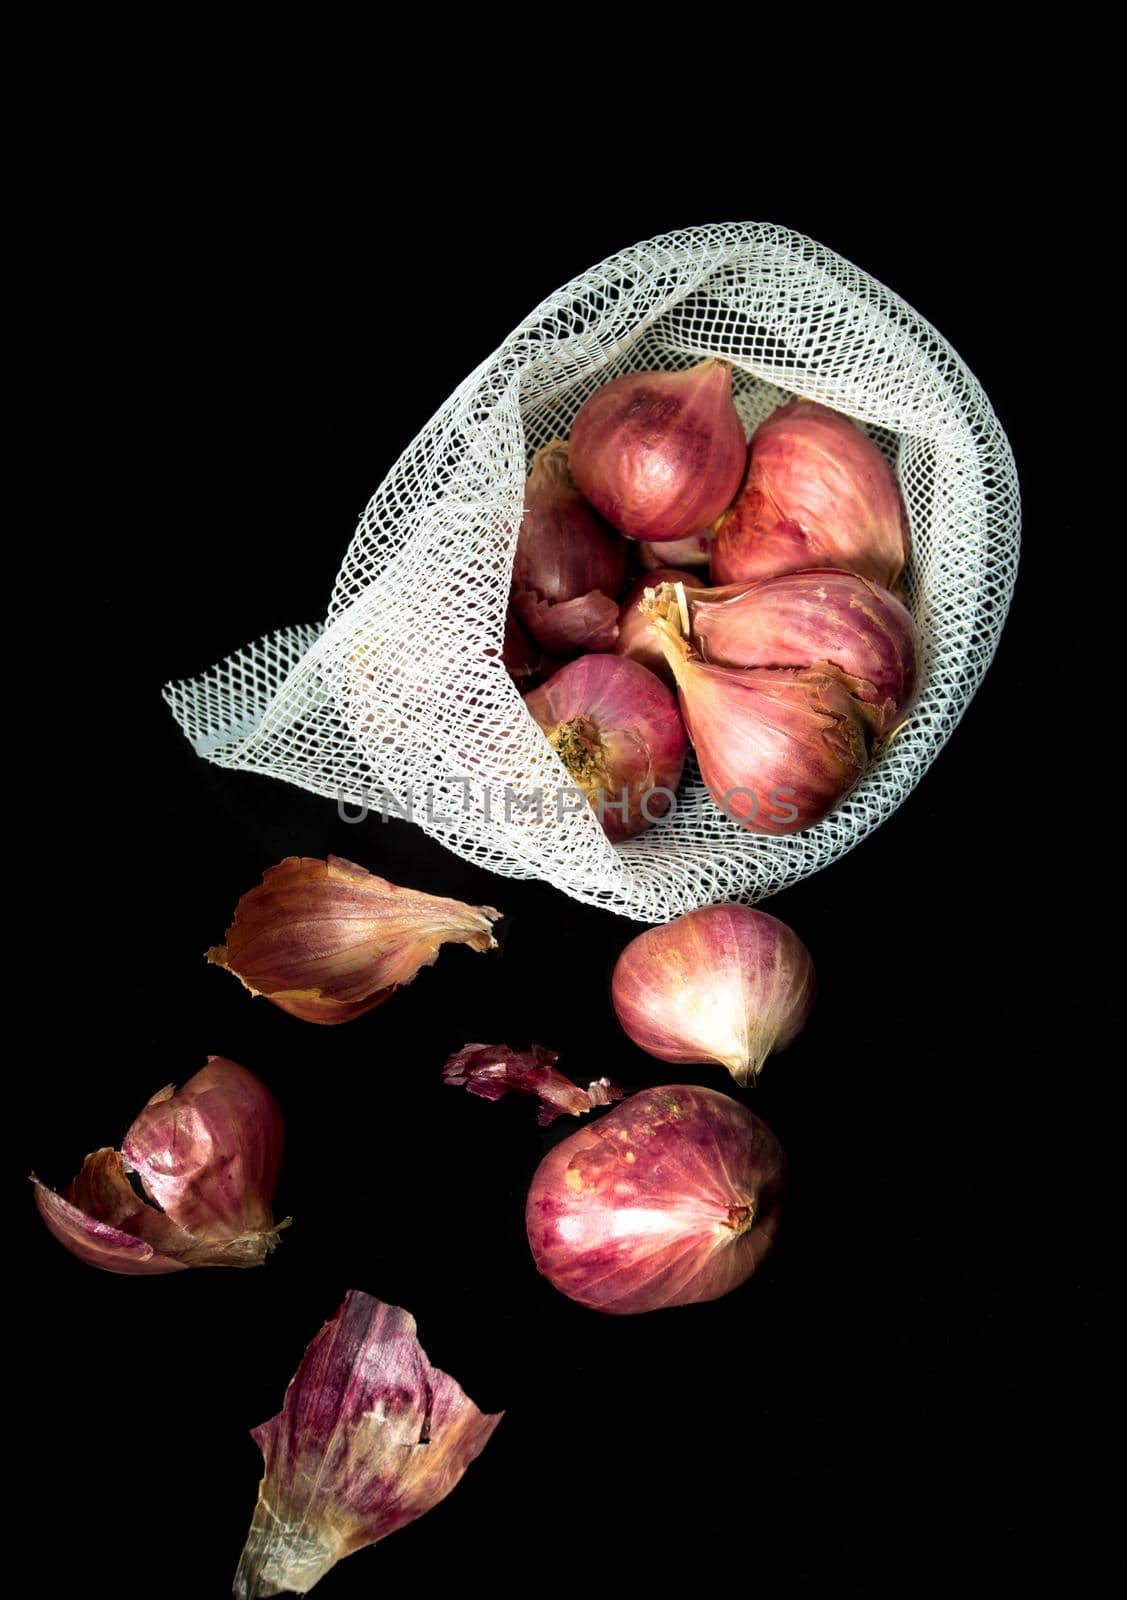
[
  {"left": 615, "top": 567, "right": 704, "bottom": 685},
  {"left": 526, "top": 1085, "right": 784, "bottom": 1314},
  {"left": 675, "top": 567, "right": 919, "bottom": 736},
  {"left": 612, "top": 904, "right": 815, "bottom": 1085},
  {"left": 638, "top": 532, "right": 713, "bottom": 569},
  {"left": 644, "top": 593, "right": 877, "bottom": 834},
  {"left": 33, "top": 1057, "right": 286, "bottom": 1274},
  {"left": 523, "top": 655, "right": 687, "bottom": 840},
  {"left": 512, "top": 439, "right": 626, "bottom": 655},
  {"left": 569, "top": 359, "right": 746, "bottom": 543},
  {"left": 713, "top": 399, "right": 910, "bottom": 587},
  {"left": 234, "top": 1292, "right": 501, "bottom": 1597}
]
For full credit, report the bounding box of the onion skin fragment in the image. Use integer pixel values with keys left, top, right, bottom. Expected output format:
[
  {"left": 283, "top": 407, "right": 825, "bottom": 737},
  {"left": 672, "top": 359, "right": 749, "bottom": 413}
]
[
  {"left": 611, "top": 904, "right": 815, "bottom": 1086},
  {"left": 207, "top": 855, "right": 501, "bottom": 1024},
  {"left": 233, "top": 1291, "right": 502, "bottom": 1598},
  {"left": 442, "top": 1041, "right": 623, "bottom": 1125},
  {"left": 512, "top": 439, "right": 626, "bottom": 656},
  {"left": 713, "top": 398, "right": 910, "bottom": 588},
  {"left": 122, "top": 1056, "right": 284, "bottom": 1245},
  {"left": 569, "top": 360, "right": 746, "bottom": 543},
  {"left": 32, "top": 1058, "right": 287, "bottom": 1274},
  {"left": 33, "top": 1150, "right": 193, "bottom": 1275},
  {"left": 524, "top": 655, "right": 687, "bottom": 841},
  {"left": 526, "top": 1085, "right": 784, "bottom": 1315}
]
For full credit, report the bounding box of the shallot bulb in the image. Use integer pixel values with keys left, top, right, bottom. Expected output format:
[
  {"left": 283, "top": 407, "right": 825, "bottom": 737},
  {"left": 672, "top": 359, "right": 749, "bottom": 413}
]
[
  {"left": 612, "top": 904, "right": 815, "bottom": 1086},
  {"left": 615, "top": 567, "right": 704, "bottom": 685},
  {"left": 674, "top": 567, "right": 919, "bottom": 737},
  {"left": 526, "top": 1085, "right": 785, "bottom": 1314},
  {"left": 713, "top": 398, "right": 910, "bottom": 587},
  {"left": 33, "top": 1057, "right": 286, "bottom": 1274},
  {"left": 569, "top": 360, "right": 746, "bottom": 542},
  {"left": 523, "top": 655, "right": 687, "bottom": 841},
  {"left": 208, "top": 856, "right": 500, "bottom": 1024},
  {"left": 644, "top": 593, "right": 878, "bottom": 834},
  {"left": 512, "top": 439, "right": 626, "bottom": 655}
]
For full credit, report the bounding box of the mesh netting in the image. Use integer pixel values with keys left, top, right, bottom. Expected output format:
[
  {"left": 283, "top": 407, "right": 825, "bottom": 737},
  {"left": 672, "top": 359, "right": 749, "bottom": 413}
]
[{"left": 164, "top": 223, "right": 1020, "bottom": 923}]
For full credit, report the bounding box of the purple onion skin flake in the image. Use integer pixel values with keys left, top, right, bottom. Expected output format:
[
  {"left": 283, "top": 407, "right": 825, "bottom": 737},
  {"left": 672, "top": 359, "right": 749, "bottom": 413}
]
[
  {"left": 33, "top": 1057, "right": 285, "bottom": 1274},
  {"left": 443, "top": 1041, "right": 623, "bottom": 1125},
  {"left": 234, "top": 1291, "right": 502, "bottom": 1598}
]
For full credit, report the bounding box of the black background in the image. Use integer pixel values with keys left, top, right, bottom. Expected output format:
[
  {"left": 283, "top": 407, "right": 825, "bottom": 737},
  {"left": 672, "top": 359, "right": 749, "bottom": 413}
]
[{"left": 16, "top": 154, "right": 1091, "bottom": 1594}]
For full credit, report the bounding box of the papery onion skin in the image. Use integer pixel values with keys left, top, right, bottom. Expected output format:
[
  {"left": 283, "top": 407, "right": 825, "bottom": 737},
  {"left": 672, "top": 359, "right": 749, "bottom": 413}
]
[
  {"left": 678, "top": 567, "right": 919, "bottom": 735},
  {"left": 612, "top": 904, "right": 815, "bottom": 1086},
  {"left": 523, "top": 655, "right": 687, "bottom": 841},
  {"left": 234, "top": 1292, "right": 502, "bottom": 1598},
  {"left": 569, "top": 360, "right": 746, "bottom": 543},
  {"left": 713, "top": 399, "right": 910, "bottom": 588},
  {"left": 647, "top": 605, "right": 876, "bottom": 835},
  {"left": 122, "top": 1057, "right": 284, "bottom": 1244},
  {"left": 208, "top": 855, "right": 500, "bottom": 1024},
  {"left": 32, "top": 1058, "right": 286, "bottom": 1274},
  {"left": 615, "top": 568, "right": 704, "bottom": 686},
  {"left": 34, "top": 1150, "right": 194, "bottom": 1275},
  {"left": 526, "top": 1085, "right": 784, "bottom": 1315},
  {"left": 442, "top": 1042, "right": 623, "bottom": 1126},
  {"left": 512, "top": 440, "right": 626, "bottom": 655}
]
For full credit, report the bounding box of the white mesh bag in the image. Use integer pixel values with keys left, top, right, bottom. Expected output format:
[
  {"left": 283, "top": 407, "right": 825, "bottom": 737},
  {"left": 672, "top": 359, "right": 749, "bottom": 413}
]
[{"left": 165, "top": 223, "right": 1020, "bottom": 923}]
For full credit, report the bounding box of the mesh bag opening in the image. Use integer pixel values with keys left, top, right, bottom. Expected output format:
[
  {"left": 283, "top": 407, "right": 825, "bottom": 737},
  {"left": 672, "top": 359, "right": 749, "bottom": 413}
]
[{"left": 164, "top": 223, "right": 1019, "bottom": 923}]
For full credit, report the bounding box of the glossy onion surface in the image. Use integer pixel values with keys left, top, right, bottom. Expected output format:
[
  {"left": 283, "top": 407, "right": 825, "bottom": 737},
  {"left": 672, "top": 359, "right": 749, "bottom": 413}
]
[{"left": 526, "top": 1085, "right": 784, "bottom": 1314}]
